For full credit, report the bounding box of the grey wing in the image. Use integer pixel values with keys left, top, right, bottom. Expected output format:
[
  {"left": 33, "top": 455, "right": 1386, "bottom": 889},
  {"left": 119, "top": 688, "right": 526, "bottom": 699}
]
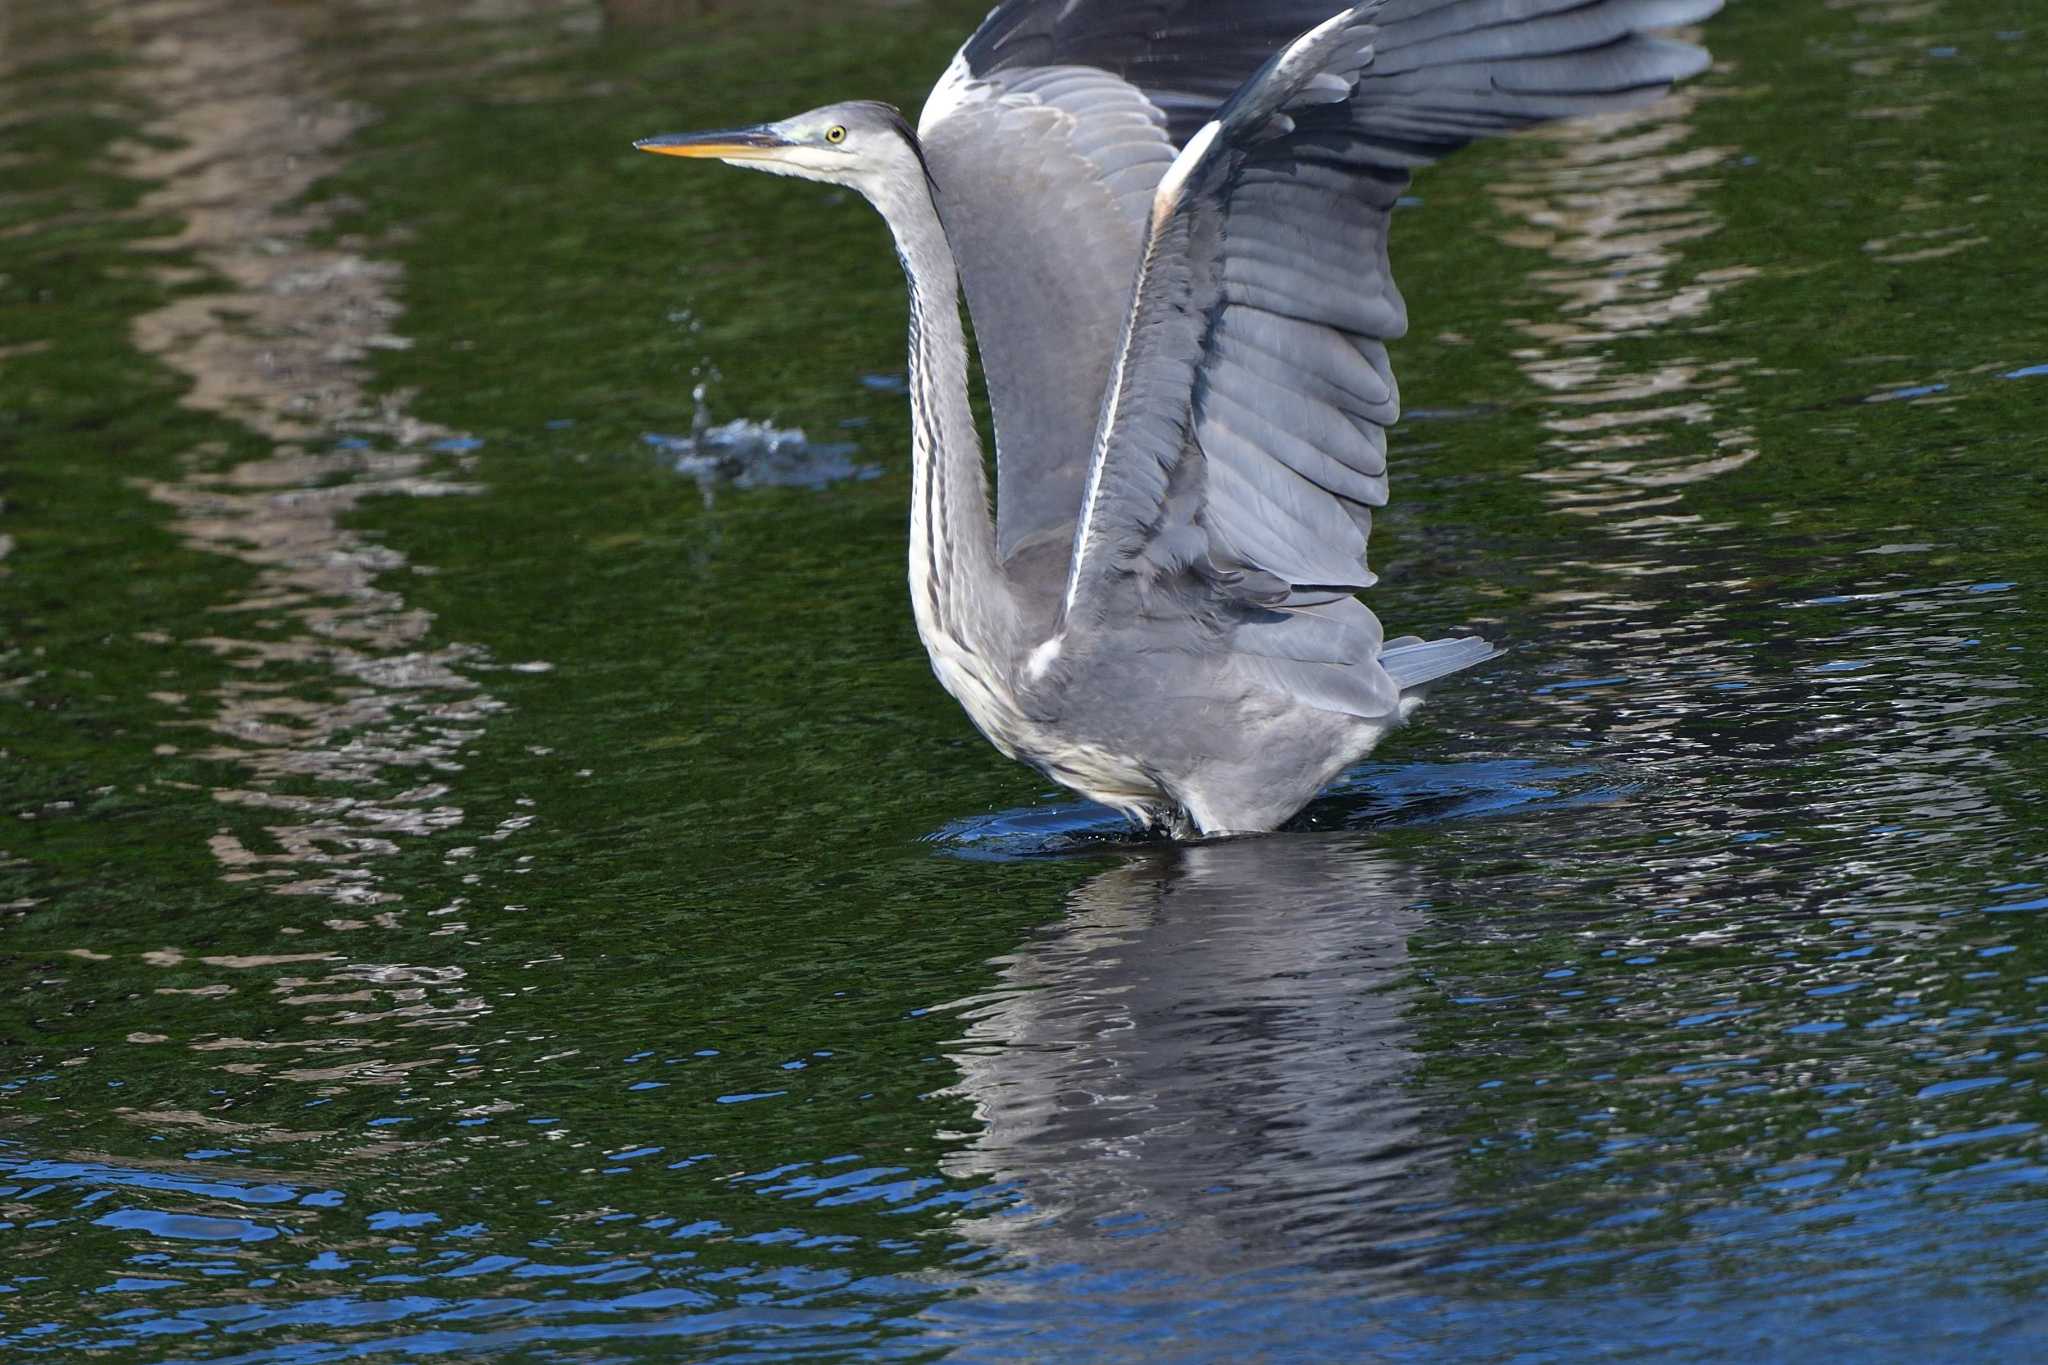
[
  {"left": 953, "top": 1, "right": 1390, "bottom": 142},
  {"left": 1061, "top": 0, "right": 1718, "bottom": 716},
  {"left": 954, "top": 0, "right": 1719, "bottom": 144},
  {"left": 925, "top": 0, "right": 1396, "bottom": 598},
  {"left": 917, "top": 68, "right": 1176, "bottom": 589},
  {"left": 919, "top": 0, "right": 1441, "bottom": 600}
]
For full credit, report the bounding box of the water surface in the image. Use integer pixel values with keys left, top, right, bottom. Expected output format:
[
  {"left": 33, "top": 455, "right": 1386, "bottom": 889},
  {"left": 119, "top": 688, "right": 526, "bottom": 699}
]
[{"left": 4, "top": 0, "right": 2046, "bottom": 1359}]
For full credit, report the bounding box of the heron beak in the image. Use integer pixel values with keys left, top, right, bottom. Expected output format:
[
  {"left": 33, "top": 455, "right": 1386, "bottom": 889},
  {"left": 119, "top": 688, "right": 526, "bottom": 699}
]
[{"left": 633, "top": 127, "right": 792, "bottom": 162}]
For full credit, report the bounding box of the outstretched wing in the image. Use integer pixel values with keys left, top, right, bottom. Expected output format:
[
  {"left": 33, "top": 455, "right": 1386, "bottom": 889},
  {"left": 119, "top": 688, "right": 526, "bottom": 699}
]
[
  {"left": 921, "top": 1, "right": 1384, "bottom": 593},
  {"left": 950, "top": 1, "right": 1400, "bottom": 141},
  {"left": 923, "top": 0, "right": 1716, "bottom": 603},
  {"left": 917, "top": 67, "right": 1175, "bottom": 580},
  {"left": 1060, "top": 1, "right": 1716, "bottom": 708}
]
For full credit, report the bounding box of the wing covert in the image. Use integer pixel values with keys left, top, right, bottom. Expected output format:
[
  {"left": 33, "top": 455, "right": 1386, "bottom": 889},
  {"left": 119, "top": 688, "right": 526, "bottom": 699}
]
[
  {"left": 919, "top": 66, "right": 1176, "bottom": 583},
  {"left": 922, "top": 0, "right": 1717, "bottom": 617},
  {"left": 1062, "top": 0, "right": 1719, "bottom": 629},
  {"left": 919, "top": 0, "right": 1424, "bottom": 595}
]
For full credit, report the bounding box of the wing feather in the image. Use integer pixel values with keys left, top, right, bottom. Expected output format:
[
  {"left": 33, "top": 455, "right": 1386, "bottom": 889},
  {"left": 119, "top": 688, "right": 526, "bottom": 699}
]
[
  {"left": 918, "top": 67, "right": 1176, "bottom": 585},
  {"left": 923, "top": 0, "right": 1716, "bottom": 637},
  {"left": 1200, "top": 379, "right": 1388, "bottom": 508},
  {"left": 1055, "top": 0, "right": 1716, "bottom": 714}
]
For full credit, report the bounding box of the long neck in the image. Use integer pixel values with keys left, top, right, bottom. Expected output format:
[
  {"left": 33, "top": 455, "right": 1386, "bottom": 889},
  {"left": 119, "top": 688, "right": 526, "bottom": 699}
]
[{"left": 876, "top": 177, "right": 1018, "bottom": 671}]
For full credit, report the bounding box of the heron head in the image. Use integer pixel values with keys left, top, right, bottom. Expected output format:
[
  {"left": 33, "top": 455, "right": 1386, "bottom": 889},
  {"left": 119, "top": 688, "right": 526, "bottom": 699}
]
[{"left": 635, "top": 101, "right": 929, "bottom": 199}]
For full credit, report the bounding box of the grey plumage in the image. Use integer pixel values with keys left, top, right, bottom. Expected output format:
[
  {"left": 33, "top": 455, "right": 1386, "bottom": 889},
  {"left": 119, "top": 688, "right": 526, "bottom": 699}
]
[
  {"left": 636, "top": 0, "right": 1719, "bottom": 836},
  {"left": 918, "top": 68, "right": 1172, "bottom": 579}
]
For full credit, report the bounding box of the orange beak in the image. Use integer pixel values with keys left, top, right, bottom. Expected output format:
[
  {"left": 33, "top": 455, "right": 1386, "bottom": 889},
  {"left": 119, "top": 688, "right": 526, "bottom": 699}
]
[{"left": 633, "top": 127, "right": 791, "bottom": 161}]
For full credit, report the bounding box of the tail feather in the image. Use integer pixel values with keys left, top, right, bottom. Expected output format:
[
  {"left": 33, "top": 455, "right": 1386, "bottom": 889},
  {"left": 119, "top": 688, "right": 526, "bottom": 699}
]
[{"left": 1380, "top": 635, "right": 1501, "bottom": 691}]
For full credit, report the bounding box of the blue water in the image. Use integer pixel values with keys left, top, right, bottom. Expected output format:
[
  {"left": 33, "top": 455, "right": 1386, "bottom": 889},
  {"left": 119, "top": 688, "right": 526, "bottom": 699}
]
[{"left": 4, "top": 0, "right": 2046, "bottom": 1360}]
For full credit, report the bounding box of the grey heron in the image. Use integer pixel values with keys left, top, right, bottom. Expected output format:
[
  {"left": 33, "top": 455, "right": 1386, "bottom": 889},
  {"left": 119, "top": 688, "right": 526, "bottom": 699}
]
[{"left": 637, "top": 0, "right": 1718, "bottom": 837}]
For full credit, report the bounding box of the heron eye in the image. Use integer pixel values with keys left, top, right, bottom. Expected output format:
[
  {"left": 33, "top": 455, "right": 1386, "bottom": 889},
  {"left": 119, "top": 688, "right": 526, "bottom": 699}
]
[{"left": 825, "top": 125, "right": 847, "bottom": 144}]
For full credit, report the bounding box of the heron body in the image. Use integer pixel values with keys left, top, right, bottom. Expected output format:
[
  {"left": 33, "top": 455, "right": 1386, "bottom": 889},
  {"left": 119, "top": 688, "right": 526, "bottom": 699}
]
[{"left": 638, "top": 0, "right": 1718, "bottom": 836}]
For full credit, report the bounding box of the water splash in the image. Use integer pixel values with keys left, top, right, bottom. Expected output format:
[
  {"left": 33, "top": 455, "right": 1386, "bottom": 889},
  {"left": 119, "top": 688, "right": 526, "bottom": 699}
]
[{"left": 643, "top": 382, "right": 879, "bottom": 492}]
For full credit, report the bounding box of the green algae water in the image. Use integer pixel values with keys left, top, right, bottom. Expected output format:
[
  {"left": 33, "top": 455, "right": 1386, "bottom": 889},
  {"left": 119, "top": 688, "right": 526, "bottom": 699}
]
[{"left": 4, "top": 0, "right": 2047, "bottom": 1359}]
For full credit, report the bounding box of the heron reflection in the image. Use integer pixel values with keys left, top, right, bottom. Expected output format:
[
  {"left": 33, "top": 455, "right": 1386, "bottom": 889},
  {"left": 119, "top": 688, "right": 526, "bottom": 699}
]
[{"left": 933, "top": 834, "right": 1443, "bottom": 1279}]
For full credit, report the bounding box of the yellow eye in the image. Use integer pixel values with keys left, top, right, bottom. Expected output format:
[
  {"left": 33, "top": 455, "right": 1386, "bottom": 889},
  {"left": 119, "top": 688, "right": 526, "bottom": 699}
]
[{"left": 825, "top": 125, "right": 847, "bottom": 144}]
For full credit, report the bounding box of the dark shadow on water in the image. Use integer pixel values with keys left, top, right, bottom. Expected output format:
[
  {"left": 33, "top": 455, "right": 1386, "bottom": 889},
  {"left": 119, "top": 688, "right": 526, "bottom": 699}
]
[{"left": 927, "top": 758, "right": 1632, "bottom": 861}]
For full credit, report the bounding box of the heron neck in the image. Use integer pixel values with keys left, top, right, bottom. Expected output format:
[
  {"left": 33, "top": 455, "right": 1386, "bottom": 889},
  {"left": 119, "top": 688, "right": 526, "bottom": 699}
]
[{"left": 880, "top": 180, "right": 1019, "bottom": 675}]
